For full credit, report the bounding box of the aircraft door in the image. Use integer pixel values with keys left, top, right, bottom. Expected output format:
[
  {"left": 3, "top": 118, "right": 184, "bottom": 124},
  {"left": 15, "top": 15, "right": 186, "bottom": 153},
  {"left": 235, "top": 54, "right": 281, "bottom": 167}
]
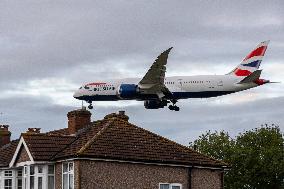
[
  {"left": 217, "top": 80, "right": 223, "bottom": 87},
  {"left": 177, "top": 79, "right": 183, "bottom": 91}
]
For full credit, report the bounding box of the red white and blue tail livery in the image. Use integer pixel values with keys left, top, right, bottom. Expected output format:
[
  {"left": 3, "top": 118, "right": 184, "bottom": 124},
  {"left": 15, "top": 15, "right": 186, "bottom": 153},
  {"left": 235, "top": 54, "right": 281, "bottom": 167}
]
[
  {"left": 229, "top": 40, "right": 269, "bottom": 76},
  {"left": 74, "top": 41, "right": 277, "bottom": 111}
]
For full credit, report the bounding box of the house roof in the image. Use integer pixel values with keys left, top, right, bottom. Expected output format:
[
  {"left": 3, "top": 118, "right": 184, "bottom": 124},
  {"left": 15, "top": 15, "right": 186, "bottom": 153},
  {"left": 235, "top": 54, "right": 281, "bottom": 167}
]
[
  {"left": 54, "top": 114, "right": 227, "bottom": 167},
  {"left": 0, "top": 140, "right": 19, "bottom": 167},
  {"left": 0, "top": 111, "right": 228, "bottom": 168},
  {"left": 22, "top": 134, "right": 75, "bottom": 161}
]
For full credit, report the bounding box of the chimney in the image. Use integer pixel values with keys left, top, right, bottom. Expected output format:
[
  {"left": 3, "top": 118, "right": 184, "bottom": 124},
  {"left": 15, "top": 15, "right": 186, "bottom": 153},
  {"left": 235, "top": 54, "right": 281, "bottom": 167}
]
[
  {"left": 0, "top": 125, "right": 11, "bottom": 147},
  {"left": 104, "top": 110, "right": 129, "bottom": 122},
  {"left": 26, "top": 128, "right": 41, "bottom": 134},
  {"left": 67, "top": 109, "right": 91, "bottom": 135}
]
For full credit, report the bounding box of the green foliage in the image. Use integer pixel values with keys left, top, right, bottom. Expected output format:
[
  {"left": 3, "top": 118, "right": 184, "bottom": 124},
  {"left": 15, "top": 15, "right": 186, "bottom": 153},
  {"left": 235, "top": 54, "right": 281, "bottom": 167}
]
[{"left": 190, "top": 124, "right": 284, "bottom": 189}]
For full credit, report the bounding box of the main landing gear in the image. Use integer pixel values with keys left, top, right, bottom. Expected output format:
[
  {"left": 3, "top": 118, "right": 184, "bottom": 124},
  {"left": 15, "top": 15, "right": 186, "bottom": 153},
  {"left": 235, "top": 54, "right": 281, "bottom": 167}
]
[
  {"left": 168, "top": 105, "right": 179, "bottom": 111},
  {"left": 87, "top": 101, "right": 93, "bottom": 109},
  {"left": 168, "top": 99, "right": 180, "bottom": 111}
]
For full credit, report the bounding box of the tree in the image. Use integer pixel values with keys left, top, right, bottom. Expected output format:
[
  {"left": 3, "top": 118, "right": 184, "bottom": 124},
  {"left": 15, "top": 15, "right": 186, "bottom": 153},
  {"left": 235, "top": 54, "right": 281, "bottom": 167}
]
[{"left": 190, "top": 125, "right": 284, "bottom": 189}]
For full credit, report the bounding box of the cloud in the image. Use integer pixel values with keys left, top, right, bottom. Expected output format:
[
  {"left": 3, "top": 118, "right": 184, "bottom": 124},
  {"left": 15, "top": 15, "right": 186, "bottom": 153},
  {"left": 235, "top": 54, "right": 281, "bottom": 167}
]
[{"left": 0, "top": 0, "right": 283, "bottom": 146}]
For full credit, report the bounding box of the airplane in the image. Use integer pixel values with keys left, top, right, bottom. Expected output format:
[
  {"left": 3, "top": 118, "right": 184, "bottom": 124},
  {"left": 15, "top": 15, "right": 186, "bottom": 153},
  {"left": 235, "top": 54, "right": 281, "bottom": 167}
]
[{"left": 73, "top": 40, "right": 277, "bottom": 111}]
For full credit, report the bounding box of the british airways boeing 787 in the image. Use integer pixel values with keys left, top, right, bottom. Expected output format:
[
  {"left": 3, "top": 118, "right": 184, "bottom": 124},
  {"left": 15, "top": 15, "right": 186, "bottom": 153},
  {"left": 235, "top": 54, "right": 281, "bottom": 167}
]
[{"left": 74, "top": 41, "right": 275, "bottom": 111}]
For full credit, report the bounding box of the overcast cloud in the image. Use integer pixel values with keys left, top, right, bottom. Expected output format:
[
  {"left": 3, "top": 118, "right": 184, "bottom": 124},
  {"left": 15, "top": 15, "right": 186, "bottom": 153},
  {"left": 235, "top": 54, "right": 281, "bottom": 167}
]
[{"left": 0, "top": 0, "right": 283, "bottom": 145}]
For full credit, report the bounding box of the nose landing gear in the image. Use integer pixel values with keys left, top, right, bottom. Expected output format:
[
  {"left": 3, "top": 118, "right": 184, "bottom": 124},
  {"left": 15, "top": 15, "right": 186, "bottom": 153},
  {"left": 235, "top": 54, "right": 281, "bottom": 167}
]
[{"left": 87, "top": 101, "right": 93, "bottom": 109}]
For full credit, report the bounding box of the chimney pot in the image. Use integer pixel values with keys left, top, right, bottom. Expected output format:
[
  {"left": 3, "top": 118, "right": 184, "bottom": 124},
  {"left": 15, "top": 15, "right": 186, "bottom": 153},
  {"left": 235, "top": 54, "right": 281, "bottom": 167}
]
[
  {"left": 26, "top": 128, "right": 41, "bottom": 134},
  {"left": 0, "top": 125, "right": 11, "bottom": 147},
  {"left": 67, "top": 109, "right": 91, "bottom": 135},
  {"left": 119, "top": 111, "right": 125, "bottom": 115},
  {"left": 104, "top": 111, "right": 129, "bottom": 122}
]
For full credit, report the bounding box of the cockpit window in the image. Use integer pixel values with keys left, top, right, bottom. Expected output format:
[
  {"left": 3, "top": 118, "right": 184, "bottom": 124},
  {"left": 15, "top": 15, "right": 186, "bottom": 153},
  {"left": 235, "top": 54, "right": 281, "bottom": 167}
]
[
  {"left": 84, "top": 85, "right": 90, "bottom": 89},
  {"left": 79, "top": 87, "right": 83, "bottom": 89}
]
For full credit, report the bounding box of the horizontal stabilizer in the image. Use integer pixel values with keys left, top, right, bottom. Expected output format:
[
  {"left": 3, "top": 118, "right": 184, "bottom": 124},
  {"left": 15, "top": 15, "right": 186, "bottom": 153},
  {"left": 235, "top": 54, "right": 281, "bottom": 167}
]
[
  {"left": 238, "top": 70, "right": 262, "bottom": 84},
  {"left": 267, "top": 81, "right": 281, "bottom": 84}
]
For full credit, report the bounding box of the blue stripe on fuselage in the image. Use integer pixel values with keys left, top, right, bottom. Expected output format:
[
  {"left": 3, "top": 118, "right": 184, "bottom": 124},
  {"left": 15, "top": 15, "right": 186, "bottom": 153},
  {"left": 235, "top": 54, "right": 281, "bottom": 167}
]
[
  {"left": 76, "top": 91, "right": 235, "bottom": 101},
  {"left": 172, "top": 91, "right": 234, "bottom": 99}
]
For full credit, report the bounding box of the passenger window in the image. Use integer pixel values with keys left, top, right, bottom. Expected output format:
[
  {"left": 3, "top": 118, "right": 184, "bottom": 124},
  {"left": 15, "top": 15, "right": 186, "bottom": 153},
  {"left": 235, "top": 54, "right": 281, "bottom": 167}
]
[{"left": 84, "top": 86, "right": 89, "bottom": 89}]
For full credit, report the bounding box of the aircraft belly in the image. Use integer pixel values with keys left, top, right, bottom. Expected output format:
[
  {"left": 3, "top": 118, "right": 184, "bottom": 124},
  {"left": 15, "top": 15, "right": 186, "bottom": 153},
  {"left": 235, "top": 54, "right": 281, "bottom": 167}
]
[
  {"left": 80, "top": 95, "right": 120, "bottom": 101},
  {"left": 173, "top": 91, "right": 235, "bottom": 99}
]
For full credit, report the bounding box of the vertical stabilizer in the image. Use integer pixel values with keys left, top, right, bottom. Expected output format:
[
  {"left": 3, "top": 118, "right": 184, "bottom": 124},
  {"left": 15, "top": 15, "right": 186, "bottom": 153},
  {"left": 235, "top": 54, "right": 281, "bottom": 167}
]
[{"left": 228, "top": 41, "right": 269, "bottom": 76}]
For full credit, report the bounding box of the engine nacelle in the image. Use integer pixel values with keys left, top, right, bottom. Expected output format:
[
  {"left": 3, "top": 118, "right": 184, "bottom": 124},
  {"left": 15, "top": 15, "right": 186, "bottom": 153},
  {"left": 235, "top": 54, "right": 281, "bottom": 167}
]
[
  {"left": 144, "top": 100, "right": 167, "bottom": 109},
  {"left": 118, "top": 84, "right": 139, "bottom": 99}
]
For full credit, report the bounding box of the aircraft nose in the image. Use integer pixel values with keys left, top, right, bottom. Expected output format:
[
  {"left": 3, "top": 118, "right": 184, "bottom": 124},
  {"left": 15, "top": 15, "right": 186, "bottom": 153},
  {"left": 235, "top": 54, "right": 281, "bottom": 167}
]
[{"left": 73, "top": 90, "right": 81, "bottom": 99}]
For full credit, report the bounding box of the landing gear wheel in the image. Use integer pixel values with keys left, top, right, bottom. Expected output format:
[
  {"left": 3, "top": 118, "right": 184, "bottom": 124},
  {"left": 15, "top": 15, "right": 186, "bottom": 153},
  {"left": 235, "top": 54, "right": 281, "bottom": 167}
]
[
  {"left": 174, "top": 106, "right": 180, "bottom": 111},
  {"left": 168, "top": 105, "right": 179, "bottom": 111},
  {"left": 168, "top": 98, "right": 179, "bottom": 111},
  {"left": 168, "top": 105, "right": 174, "bottom": 110},
  {"left": 88, "top": 104, "right": 93, "bottom": 109}
]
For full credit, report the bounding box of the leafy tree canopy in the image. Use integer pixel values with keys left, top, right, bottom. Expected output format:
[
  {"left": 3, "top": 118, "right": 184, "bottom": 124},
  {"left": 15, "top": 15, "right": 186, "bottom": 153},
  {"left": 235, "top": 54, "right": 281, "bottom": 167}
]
[{"left": 190, "top": 124, "right": 284, "bottom": 189}]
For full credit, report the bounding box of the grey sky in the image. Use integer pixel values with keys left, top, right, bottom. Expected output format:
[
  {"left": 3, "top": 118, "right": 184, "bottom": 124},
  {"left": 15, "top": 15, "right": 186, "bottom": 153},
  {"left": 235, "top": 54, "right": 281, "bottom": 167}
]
[{"left": 0, "top": 0, "right": 283, "bottom": 145}]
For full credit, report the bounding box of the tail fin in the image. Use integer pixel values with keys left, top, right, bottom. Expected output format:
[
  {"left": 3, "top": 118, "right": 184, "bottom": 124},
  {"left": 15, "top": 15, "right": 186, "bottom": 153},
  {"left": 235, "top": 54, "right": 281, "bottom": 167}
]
[{"left": 228, "top": 40, "right": 270, "bottom": 77}]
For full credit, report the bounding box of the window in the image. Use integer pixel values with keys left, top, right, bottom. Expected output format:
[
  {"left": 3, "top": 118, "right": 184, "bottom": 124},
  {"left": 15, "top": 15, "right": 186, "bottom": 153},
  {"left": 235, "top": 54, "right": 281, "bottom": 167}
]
[
  {"left": 4, "top": 171, "right": 12, "bottom": 177},
  {"left": 171, "top": 184, "right": 182, "bottom": 189},
  {"left": 4, "top": 179, "right": 12, "bottom": 189},
  {"left": 37, "top": 165, "right": 44, "bottom": 189},
  {"left": 63, "top": 162, "right": 74, "bottom": 189},
  {"left": 48, "top": 165, "right": 55, "bottom": 189},
  {"left": 38, "top": 166, "right": 43, "bottom": 174},
  {"left": 159, "top": 183, "right": 182, "bottom": 189},
  {"left": 23, "top": 166, "right": 27, "bottom": 189},
  {"left": 38, "top": 177, "right": 43, "bottom": 189},
  {"left": 4, "top": 170, "right": 13, "bottom": 189},
  {"left": 160, "top": 183, "right": 170, "bottom": 189},
  {"left": 17, "top": 179, "right": 22, "bottom": 189},
  {"left": 17, "top": 169, "right": 23, "bottom": 189},
  {"left": 30, "top": 165, "right": 35, "bottom": 189}
]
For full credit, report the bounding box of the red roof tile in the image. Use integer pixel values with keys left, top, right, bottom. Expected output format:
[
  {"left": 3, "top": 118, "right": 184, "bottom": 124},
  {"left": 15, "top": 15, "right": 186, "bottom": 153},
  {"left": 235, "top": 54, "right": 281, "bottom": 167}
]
[
  {"left": 0, "top": 140, "right": 19, "bottom": 167},
  {"left": 22, "top": 134, "right": 75, "bottom": 161}
]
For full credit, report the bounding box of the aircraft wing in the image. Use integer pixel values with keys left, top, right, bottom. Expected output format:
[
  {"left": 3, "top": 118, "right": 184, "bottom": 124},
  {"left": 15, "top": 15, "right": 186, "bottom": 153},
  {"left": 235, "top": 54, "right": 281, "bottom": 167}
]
[{"left": 138, "top": 47, "right": 173, "bottom": 98}]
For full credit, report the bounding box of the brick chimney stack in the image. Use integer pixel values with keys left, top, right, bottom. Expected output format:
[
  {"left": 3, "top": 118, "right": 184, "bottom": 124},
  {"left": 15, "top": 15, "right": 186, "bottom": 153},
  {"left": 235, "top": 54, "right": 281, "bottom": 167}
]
[
  {"left": 0, "top": 125, "right": 11, "bottom": 147},
  {"left": 67, "top": 108, "right": 91, "bottom": 135}
]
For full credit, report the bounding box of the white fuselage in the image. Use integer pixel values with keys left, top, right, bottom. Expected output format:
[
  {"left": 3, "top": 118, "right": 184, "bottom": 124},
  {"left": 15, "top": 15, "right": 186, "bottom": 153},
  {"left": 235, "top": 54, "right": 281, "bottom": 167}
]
[{"left": 74, "top": 75, "right": 259, "bottom": 102}]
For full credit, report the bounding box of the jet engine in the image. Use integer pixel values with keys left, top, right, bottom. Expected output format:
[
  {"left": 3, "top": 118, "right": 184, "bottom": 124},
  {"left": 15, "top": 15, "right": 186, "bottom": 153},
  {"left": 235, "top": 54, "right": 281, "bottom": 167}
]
[
  {"left": 144, "top": 100, "right": 168, "bottom": 109},
  {"left": 117, "top": 84, "right": 139, "bottom": 99}
]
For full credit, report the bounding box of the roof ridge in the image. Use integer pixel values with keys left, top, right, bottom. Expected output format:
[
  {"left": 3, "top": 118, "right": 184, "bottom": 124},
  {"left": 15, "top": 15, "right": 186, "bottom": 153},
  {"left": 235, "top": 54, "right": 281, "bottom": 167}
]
[
  {"left": 76, "top": 119, "right": 113, "bottom": 156},
  {"left": 51, "top": 120, "right": 105, "bottom": 160},
  {"left": 22, "top": 133, "right": 76, "bottom": 138},
  {"left": 50, "top": 133, "right": 83, "bottom": 160}
]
